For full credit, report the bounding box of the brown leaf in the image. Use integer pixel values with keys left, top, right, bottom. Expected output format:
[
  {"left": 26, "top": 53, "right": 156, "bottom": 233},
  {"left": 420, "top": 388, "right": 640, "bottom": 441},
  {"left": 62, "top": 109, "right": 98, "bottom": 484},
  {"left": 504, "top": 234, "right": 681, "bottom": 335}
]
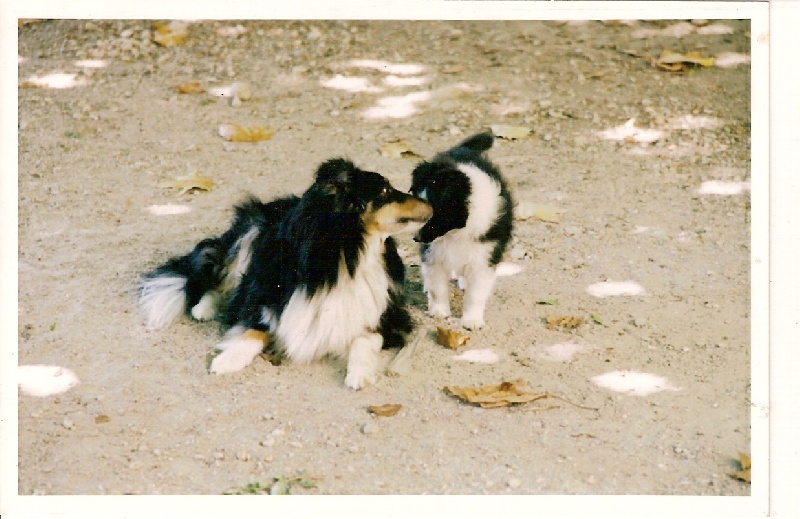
[
  {"left": 95, "top": 414, "right": 111, "bottom": 424},
  {"left": 443, "top": 379, "right": 552, "bottom": 409},
  {"left": 153, "top": 21, "right": 189, "bottom": 47},
  {"left": 218, "top": 124, "right": 275, "bottom": 143},
  {"left": 730, "top": 452, "right": 751, "bottom": 483},
  {"left": 158, "top": 171, "right": 213, "bottom": 195},
  {"left": 442, "top": 64, "right": 467, "bottom": 74},
  {"left": 436, "top": 327, "right": 470, "bottom": 350},
  {"left": 368, "top": 404, "right": 402, "bottom": 417},
  {"left": 176, "top": 81, "right": 205, "bottom": 94},
  {"left": 545, "top": 315, "right": 584, "bottom": 331}
]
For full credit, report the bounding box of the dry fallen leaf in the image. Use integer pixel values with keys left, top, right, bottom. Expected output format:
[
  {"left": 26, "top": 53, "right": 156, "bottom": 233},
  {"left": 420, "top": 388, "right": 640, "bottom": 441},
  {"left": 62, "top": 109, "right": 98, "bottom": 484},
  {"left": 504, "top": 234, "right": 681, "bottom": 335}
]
[
  {"left": 545, "top": 315, "right": 585, "bottom": 331},
  {"left": 368, "top": 404, "right": 402, "bottom": 417},
  {"left": 159, "top": 171, "right": 213, "bottom": 195},
  {"left": 730, "top": 452, "right": 751, "bottom": 483},
  {"left": 379, "top": 141, "right": 420, "bottom": 159},
  {"left": 490, "top": 125, "right": 532, "bottom": 140},
  {"left": 436, "top": 327, "right": 470, "bottom": 350},
  {"left": 515, "top": 201, "right": 562, "bottom": 223},
  {"left": 153, "top": 21, "right": 189, "bottom": 47},
  {"left": 443, "top": 379, "right": 552, "bottom": 409},
  {"left": 218, "top": 124, "right": 275, "bottom": 143},
  {"left": 653, "top": 50, "right": 715, "bottom": 72},
  {"left": 94, "top": 414, "right": 111, "bottom": 424},
  {"left": 176, "top": 81, "right": 205, "bottom": 94}
]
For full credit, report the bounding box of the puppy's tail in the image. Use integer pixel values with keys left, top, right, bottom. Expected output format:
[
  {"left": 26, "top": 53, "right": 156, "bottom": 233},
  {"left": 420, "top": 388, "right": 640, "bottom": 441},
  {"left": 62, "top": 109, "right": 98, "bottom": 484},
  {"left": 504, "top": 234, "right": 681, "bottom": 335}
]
[
  {"left": 139, "top": 238, "right": 226, "bottom": 329},
  {"left": 446, "top": 131, "right": 494, "bottom": 160}
]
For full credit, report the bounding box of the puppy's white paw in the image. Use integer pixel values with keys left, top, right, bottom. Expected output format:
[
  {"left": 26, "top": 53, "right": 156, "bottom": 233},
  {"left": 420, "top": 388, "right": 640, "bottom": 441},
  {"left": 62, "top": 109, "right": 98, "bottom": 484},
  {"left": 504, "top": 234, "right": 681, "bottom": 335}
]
[
  {"left": 191, "top": 292, "right": 219, "bottom": 321},
  {"left": 461, "top": 315, "right": 485, "bottom": 330},
  {"left": 427, "top": 302, "right": 451, "bottom": 319},
  {"left": 209, "top": 330, "right": 265, "bottom": 374}
]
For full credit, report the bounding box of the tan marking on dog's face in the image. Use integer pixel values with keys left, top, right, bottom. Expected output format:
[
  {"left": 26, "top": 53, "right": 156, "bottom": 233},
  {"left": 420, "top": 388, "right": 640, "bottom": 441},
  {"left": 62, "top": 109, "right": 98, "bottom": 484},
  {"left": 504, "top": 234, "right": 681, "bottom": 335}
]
[{"left": 363, "top": 197, "right": 433, "bottom": 236}]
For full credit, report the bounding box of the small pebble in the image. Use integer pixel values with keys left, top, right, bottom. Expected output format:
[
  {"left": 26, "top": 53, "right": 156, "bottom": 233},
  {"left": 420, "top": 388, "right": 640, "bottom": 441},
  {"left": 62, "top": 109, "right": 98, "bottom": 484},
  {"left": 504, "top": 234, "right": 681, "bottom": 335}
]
[
  {"left": 61, "top": 417, "right": 75, "bottom": 430},
  {"left": 508, "top": 477, "right": 522, "bottom": 489},
  {"left": 361, "top": 422, "right": 380, "bottom": 435}
]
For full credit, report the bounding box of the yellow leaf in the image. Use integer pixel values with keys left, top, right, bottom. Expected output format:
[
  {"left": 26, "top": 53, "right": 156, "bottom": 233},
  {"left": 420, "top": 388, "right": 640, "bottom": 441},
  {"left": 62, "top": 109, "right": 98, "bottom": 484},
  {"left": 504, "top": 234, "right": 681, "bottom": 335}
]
[
  {"left": 443, "top": 380, "right": 553, "bottom": 409},
  {"left": 730, "top": 452, "right": 751, "bottom": 483},
  {"left": 656, "top": 50, "right": 715, "bottom": 68},
  {"left": 436, "top": 327, "right": 470, "bottom": 350},
  {"left": 515, "top": 202, "right": 562, "bottom": 223},
  {"left": 153, "top": 21, "right": 189, "bottom": 47},
  {"left": 94, "top": 414, "right": 111, "bottom": 424},
  {"left": 379, "top": 141, "right": 420, "bottom": 159},
  {"left": 176, "top": 81, "right": 205, "bottom": 94},
  {"left": 368, "top": 404, "right": 402, "bottom": 417},
  {"left": 490, "top": 125, "right": 532, "bottom": 140},
  {"left": 158, "top": 172, "right": 213, "bottom": 195},
  {"left": 218, "top": 124, "right": 275, "bottom": 143},
  {"left": 545, "top": 315, "right": 584, "bottom": 331}
]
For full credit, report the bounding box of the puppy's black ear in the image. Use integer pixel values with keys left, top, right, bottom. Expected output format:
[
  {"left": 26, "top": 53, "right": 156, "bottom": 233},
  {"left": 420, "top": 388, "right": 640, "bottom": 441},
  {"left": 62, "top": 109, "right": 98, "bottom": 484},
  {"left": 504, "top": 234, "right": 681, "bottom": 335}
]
[{"left": 316, "top": 158, "right": 357, "bottom": 186}]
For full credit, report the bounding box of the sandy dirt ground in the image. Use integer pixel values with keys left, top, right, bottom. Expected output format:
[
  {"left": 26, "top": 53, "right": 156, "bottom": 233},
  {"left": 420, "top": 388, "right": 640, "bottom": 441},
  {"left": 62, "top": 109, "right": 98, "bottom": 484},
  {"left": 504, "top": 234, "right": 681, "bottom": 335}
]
[{"left": 13, "top": 17, "right": 755, "bottom": 499}]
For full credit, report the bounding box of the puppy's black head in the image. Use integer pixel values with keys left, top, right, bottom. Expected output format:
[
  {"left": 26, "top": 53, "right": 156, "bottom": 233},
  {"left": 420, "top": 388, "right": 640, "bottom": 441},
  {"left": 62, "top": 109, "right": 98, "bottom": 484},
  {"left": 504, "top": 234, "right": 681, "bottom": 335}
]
[
  {"left": 313, "top": 158, "right": 432, "bottom": 236},
  {"left": 409, "top": 161, "right": 470, "bottom": 243}
]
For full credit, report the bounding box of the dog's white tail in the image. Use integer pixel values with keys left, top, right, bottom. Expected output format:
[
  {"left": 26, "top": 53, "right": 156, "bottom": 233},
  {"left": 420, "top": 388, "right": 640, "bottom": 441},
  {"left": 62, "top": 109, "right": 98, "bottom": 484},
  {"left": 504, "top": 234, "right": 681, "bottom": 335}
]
[{"left": 139, "top": 275, "right": 187, "bottom": 329}]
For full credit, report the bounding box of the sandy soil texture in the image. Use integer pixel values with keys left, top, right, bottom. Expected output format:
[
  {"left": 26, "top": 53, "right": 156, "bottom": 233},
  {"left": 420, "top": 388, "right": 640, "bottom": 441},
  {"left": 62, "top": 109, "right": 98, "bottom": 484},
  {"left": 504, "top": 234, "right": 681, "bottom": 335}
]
[{"left": 15, "top": 18, "right": 754, "bottom": 497}]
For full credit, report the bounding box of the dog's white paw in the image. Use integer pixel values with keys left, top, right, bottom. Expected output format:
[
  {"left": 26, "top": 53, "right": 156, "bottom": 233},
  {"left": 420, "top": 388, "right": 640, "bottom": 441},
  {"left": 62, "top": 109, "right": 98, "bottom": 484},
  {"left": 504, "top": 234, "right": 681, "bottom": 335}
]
[
  {"left": 209, "top": 331, "right": 264, "bottom": 374},
  {"left": 345, "top": 333, "right": 382, "bottom": 390},
  {"left": 344, "top": 369, "right": 376, "bottom": 390},
  {"left": 191, "top": 293, "right": 218, "bottom": 321}
]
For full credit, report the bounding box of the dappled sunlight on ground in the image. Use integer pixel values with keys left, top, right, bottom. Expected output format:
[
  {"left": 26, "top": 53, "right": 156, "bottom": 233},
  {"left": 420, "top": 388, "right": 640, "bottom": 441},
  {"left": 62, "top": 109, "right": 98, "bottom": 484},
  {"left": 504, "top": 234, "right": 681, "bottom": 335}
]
[
  {"left": 146, "top": 204, "right": 193, "bottom": 216},
  {"left": 320, "top": 74, "right": 383, "bottom": 93},
  {"left": 22, "top": 72, "right": 88, "bottom": 89},
  {"left": 362, "top": 90, "right": 433, "bottom": 119},
  {"left": 344, "top": 59, "right": 425, "bottom": 76},
  {"left": 696, "top": 180, "right": 751, "bottom": 196}
]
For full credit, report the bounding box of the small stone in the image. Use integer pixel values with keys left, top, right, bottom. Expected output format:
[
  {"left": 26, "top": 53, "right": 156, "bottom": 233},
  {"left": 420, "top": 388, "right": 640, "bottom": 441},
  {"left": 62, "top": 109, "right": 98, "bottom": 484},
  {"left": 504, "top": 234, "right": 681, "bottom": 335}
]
[
  {"left": 260, "top": 437, "right": 276, "bottom": 447},
  {"left": 508, "top": 477, "right": 522, "bottom": 489},
  {"left": 61, "top": 417, "right": 75, "bottom": 430},
  {"left": 348, "top": 445, "right": 360, "bottom": 453},
  {"left": 361, "top": 422, "right": 380, "bottom": 435},
  {"left": 288, "top": 441, "right": 303, "bottom": 448}
]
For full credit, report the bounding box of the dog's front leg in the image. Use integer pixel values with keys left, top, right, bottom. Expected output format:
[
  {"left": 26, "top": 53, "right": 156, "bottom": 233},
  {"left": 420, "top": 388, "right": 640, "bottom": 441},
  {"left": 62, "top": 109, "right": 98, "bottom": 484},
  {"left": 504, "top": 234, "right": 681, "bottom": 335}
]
[
  {"left": 461, "top": 268, "right": 496, "bottom": 330},
  {"left": 344, "top": 332, "right": 383, "bottom": 390},
  {"left": 209, "top": 327, "right": 267, "bottom": 374}
]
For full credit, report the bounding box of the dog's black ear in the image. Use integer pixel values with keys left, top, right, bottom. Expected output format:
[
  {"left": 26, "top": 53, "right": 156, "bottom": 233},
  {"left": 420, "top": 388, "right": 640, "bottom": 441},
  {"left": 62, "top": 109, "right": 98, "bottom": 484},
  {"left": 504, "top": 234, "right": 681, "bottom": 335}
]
[{"left": 316, "top": 158, "right": 357, "bottom": 186}]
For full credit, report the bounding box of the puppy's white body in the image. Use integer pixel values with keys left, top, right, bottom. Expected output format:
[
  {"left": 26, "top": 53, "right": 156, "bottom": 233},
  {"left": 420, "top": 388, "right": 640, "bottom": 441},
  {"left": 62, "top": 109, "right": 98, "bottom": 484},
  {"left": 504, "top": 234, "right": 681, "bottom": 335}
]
[{"left": 420, "top": 163, "right": 505, "bottom": 329}]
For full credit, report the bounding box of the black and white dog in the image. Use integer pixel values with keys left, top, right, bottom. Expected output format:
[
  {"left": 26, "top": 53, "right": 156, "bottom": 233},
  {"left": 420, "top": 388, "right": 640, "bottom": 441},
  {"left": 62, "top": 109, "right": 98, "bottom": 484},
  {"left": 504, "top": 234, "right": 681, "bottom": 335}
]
[
  {"left": 140, "top": 159, "right": 432, "bottom": 389},
  {"left": 410, "top": 132, "right": 513, "bottom": 330}
]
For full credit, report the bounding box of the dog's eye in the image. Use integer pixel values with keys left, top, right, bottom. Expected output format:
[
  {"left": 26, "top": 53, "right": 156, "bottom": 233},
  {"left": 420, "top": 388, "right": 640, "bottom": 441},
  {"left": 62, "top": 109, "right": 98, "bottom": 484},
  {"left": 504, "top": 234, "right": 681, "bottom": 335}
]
[{"left": 381, "top": 186, "right": 389, "bottom": 196}]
